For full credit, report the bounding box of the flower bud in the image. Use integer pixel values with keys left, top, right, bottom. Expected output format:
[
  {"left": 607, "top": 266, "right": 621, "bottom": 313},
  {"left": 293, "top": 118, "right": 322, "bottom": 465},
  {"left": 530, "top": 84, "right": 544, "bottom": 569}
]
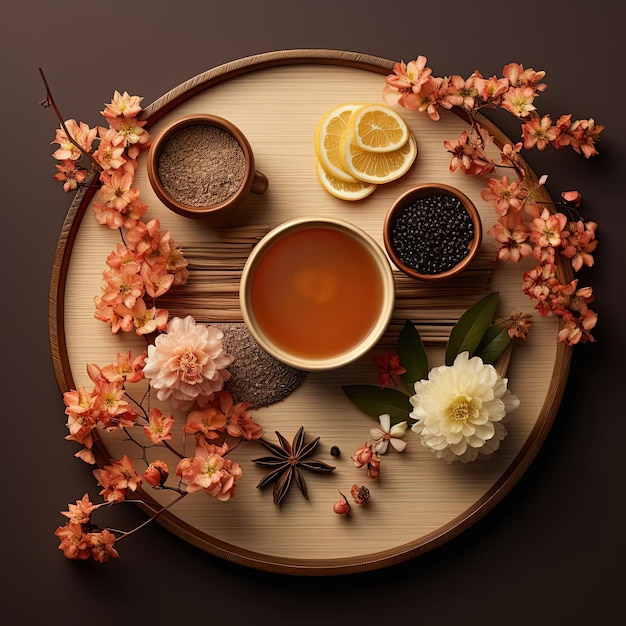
[
  {"left": 351, "top": 484, "right": 371, "bottom": 505},
  {"left": 333, "top": 491, "right": 351, "bottom": 515},
  {"left": 352, "top": 443, "right": 373, "bottom": 468},
  {"left": 142, "top": 460, "right": 169, "bottom": 487},
  {"left": 561, "top": 190, "right": 582, "bottom": 208}
]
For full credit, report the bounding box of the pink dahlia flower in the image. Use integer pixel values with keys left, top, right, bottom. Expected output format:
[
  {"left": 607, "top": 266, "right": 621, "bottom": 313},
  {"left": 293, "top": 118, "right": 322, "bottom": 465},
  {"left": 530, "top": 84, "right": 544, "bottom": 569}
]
[{"left": 143, "top": 316, "right": 233, "bottom": 411}]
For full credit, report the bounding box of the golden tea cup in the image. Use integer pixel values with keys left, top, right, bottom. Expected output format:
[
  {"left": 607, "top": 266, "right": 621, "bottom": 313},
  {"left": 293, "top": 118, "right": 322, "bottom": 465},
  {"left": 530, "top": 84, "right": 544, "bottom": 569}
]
[{"left": 240, "top": 217, "right": 395, "bottom": 371}]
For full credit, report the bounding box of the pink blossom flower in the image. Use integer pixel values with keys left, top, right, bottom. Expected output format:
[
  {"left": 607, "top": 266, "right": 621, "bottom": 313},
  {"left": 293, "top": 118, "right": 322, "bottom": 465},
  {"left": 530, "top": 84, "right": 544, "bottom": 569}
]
[
  {"left": 217, "top": 391, "right": 264, "bottom": 440},
  {"left": 93, "top": 126, "right": 127, "bottom": 170},
  {"left": 473, "top": 74, "right": 509, "bottom": 104},
  {"left": 176, "top": 447, "right": 243, "bottom": 501},
  {"left": 522, "top": 263, "right": 559, "bottom": 315},
  {"left": 164, "top": 241, "right": 189, "bottom": 285},
  {"left": 101, "top": 91, "right": 144, "bottom": 119},
  {"left": 93, "top": 381, "right": 128, "bottom": 419},
  {"left": 98, "top": 169, "right": 139, "bottom": 211},
  {"left": 530, "top": 207, "right": 567, "bottom": 248},
  {"left": 444, "top": 128, "right": 494, "bottom": 177},
  {"left": 143, "top": 408, "right": 174, "bottom": 444},
  {"left": 522, "top": 114, "right": 558, "bottom": 150},
  {"left": 496, "top": 310, "right": 533, "bottom": 340},
  {"left": 502, "top": 63, "right": 546, "bottom": 93},
  {"left": 571, "top": 118, "right": 604, "bottom": 158},
  {"left": 93, "top": 295, "right": 134, "bottom": 334},
  {"left": 501, "top": 86, "right": 537, "bottom": 118},
  {"left": 125, "top": 218, "right": 161, "bottom": 258},
  {"left": 481, "top": 175, "right": 527, "bottom": 216},
  {"left": 54, "top": 521, "right": 91, "bottom": 560},
  {"left": 63, "top": 386, "right": 98, "bottom": 421},
  {"left": 371, "top": 350, "right": 406, "bottom": 389},
  {"left": 100, "top": 350, "right": 146, "bottom": 384},
  {"left": 107, "top": 115, "right": 150, "bottom": 148},
  {"left": 413, "top": 75, "right": 447, "bottom": 121},
  {"left": 51, "top": 119, "right": 97, "bottom": 161},
  {"left": 61, "top": 493, "right": 96, "bottom": 524},
  {"left": 53, "top": 160, "right": 88, "bottom": 191},
  {"left": 550, "top": 280, "right": 595, "bottom": 318},
  {"left": 85, "top": 529, "right": 119, "bottom": 563},
  {"left": 143, "top": 316, "right": 233, "bottom": 411},
  {"left": 442, "top": 73, "right": 479, "bottom": 110},
  {"left": 557, "top": 309, "right": 597, "bottom": 345},
  {"left": 488, "top": 217, "right": 534, "bottom": 263},
  {"left": 100, "top": 264, "right": 144, "bottom": 309},
  {"left": 93, "top": 455, "right": 142, "bottom": 502},
  {"left": 140, "top": 262, "right": 175, "bottom": 299},
  {"left": 63, "top": 409, "right": 97, "bottom": 463},
  {"left": 183, "top": 405, "right": 227, "bottom": 441},
  {"left": 552, "top": 116, "right": 604, "bottom": 158},
  {"left": 551, "top": 115, "right": 605, "bottom": 158},
  {"left": 560, "top": 220, "right": 598, "bottom": 271},
  {"left": 128, "top": 299, "right": 169, "bottom": 335},
  {"left": 383, "top": 56, "right": 433, "bottom": 109},
  {"left": 105, "top": 243, "right": 140, "bottom": 272}
]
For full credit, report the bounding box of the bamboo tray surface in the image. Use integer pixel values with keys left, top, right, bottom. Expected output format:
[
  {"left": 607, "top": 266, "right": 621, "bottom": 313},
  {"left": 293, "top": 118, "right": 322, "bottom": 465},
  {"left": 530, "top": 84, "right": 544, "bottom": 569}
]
[{"left": 49, "top": 49, "right": 571, "bottom": 575}]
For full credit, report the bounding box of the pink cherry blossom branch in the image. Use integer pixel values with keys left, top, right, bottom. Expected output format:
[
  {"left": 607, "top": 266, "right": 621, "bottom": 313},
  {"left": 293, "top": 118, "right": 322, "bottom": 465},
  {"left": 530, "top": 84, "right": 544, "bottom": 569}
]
[
  {"left": 38, "top": 67, "right": 103, "bottom": 174},
  {"left": 104, "top": 491, "right": 187, "bottom": 541}
]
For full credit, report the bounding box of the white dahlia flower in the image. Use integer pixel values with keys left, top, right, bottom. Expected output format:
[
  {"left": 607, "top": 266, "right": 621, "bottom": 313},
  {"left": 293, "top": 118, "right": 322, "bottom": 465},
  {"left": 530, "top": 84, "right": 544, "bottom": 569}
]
[
  {"left": 143, "top": 316, "right": 233, "bottom": 411},
  {"left": 409, "top": 351, "right": 519, "bottom": 463}
]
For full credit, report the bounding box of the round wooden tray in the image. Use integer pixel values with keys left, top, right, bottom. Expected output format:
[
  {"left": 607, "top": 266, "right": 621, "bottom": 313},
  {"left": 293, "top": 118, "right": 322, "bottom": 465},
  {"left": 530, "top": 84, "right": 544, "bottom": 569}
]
[{"left": 49, "top": 49, "right": 572, "bottom": 575}]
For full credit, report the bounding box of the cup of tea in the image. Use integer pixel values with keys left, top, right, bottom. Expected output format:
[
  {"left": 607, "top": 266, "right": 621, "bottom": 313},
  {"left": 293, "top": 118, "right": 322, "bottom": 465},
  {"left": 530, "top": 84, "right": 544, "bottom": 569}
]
[
  {"left": 240, "top": 217, "right": 395, "bottom": 371},
  {"left": 147, "top": 113, "right": 269, "bottom": 218}
]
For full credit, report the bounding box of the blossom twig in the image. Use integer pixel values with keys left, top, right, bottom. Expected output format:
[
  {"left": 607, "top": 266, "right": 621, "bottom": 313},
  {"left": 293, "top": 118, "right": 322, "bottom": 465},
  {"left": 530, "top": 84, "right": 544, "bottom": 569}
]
[
  {"left": 38, "top": 67, "right": 103, "bottom": 174},
  {"left": 112, "top": 492, "right": 187, "bottom": 542}
]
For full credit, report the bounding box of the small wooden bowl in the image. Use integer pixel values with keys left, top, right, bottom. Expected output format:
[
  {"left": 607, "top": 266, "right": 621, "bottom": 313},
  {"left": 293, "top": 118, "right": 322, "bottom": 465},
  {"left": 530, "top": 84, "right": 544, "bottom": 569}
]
[
  {"left": 383, "top": 183, "right": 482, "bottom": 281},
  {"left": 146, "top": 113, "right": 268, "bottom": 218}
]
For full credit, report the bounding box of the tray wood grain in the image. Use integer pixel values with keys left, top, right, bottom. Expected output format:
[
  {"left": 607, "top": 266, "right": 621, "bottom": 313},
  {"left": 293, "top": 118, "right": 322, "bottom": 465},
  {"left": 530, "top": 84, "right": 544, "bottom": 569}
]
[{"left": 49, "top": 49, "right": 572, "bottom": 575}]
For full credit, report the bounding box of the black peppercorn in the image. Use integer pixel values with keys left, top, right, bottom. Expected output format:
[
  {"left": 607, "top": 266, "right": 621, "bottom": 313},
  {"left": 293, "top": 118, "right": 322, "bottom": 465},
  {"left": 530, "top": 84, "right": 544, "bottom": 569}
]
[
  {"left": 390, "top": 193, "right": 475, "bottom": 275},
  {"left": 330, "top": 446, "right": 341, "bottom": 457}
]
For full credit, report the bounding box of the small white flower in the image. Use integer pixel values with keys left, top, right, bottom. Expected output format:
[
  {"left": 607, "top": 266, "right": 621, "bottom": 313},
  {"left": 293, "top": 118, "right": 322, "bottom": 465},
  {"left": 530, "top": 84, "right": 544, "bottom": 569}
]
[
  {"left": 370, "top": 413, "right": 408, "bottom": 454},
  {"left": 409, "top": 351, "right": 519, "bottom": 463}
]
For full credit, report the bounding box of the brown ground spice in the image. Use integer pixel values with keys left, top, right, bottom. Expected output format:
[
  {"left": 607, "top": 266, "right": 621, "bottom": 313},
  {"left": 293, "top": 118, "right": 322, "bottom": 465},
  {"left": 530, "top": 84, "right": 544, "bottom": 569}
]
[
  {"left": 215, "top": 323, "right": 307, "bottom": 409},
  {"left": 157, "top": 124, "right": 246, "bottom": 207}
]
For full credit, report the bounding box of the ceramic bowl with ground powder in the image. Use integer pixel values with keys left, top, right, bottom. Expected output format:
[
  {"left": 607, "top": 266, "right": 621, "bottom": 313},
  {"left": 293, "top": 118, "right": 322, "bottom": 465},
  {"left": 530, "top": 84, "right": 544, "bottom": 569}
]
[
  {"left": 383, "top": 183, "right": 482, "bottom": 281},
  {"left": 147, "top": 114, "right": 268, "bottom": 218}
]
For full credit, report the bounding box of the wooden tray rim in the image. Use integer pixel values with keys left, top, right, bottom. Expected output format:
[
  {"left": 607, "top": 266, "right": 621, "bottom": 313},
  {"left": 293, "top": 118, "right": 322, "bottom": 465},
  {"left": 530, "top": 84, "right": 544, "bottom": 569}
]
[{"left": 48, "top": 48, "right": 573, "bottom": 576}]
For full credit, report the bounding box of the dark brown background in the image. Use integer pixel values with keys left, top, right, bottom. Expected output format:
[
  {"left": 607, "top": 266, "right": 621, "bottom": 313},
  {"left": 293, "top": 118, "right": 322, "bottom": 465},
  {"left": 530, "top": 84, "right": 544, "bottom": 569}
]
[{"left": 3, "top": 1, "right": 624, "bottom": 623}]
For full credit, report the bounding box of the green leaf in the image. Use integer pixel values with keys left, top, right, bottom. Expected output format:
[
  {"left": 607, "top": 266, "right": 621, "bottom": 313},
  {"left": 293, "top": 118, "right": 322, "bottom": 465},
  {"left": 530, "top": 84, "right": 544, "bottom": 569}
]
[
  {"left": 397, "top": 320, "right": 429, "bottom": 389},
  {"left": 445, "top": 292, "right": 500, "bottom": 366},
  {"left": 341, "top": 385, "right": 413, "bottom": 425},
  {"left": 474, "top": 324, "right": 511, "bottom": 364}
]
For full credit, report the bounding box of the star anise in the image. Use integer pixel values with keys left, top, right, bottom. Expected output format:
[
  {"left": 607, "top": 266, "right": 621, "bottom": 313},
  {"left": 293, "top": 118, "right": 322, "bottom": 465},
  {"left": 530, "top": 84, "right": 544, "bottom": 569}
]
[{"left": 252, "top": 426, "right": 335, "bottom": 505}]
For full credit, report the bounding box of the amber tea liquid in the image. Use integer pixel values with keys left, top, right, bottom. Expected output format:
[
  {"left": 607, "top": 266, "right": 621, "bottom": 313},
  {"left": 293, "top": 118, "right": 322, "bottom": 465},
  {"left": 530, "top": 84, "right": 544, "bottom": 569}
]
[{"left": 249, "top": 227, "right": 384, "bottom": 359}]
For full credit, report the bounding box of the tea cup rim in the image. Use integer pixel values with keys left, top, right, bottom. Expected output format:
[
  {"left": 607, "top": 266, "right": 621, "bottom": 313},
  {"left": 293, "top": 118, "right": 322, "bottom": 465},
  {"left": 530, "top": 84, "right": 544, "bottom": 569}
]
[{"left": 240, "top": 216, "right": 396, "bottom": 372}]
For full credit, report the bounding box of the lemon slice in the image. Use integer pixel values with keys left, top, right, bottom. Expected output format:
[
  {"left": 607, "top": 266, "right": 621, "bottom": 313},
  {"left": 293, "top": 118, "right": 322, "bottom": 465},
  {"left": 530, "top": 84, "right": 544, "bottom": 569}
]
[
  {"left": 314, "top": 103, "right": 361, "bottom": 183},
  {"left": 340, "top": 131, "right": 417, "bottom": 184},
  {"left": 348, "top": 103, "right": 410, "bottom": 153},
  {"left": 315, "top": 160, "right": 377, "bottom": 201}
]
